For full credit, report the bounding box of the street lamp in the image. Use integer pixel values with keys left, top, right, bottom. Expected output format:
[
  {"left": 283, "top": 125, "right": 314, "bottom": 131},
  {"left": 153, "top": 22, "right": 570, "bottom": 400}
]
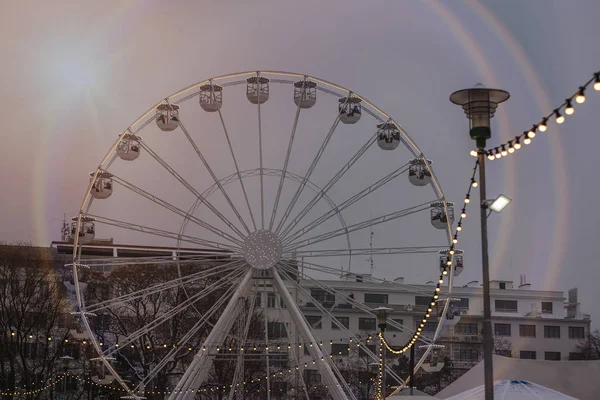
[
  {"left": 450, "top": 84, "right": 510, "bottom": 400},
  {"left": 486, "top": 194, "right": 512, "bottom": 213}
]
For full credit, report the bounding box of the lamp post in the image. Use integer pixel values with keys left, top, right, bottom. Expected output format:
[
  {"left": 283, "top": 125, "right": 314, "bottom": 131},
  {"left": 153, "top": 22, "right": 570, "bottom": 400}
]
[
  {"left": 373, "top": 306, "right": 393, "bottom": 399},
  {"left": 450, "top": 85, "right": 509, "bottom": 400}
]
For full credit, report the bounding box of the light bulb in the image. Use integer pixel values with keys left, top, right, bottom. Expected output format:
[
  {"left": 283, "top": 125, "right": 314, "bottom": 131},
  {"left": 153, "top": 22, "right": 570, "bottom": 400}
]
[
  {"left": 501, "top": 146, "right": 508, "bottom": 156},
  {"left": 453, "top": 237, "right": 458, "bottom": 244},
  {"left": 470, "top": 150, "right": 478, "bottom": 157},
  {"left": 524, "top": 137, "right": 532, "bottom": 145},
  {"left": 456, "top": 225, "right": 462, "bottom": 232},
  {"left": 464, "top": 196, "right": 470, "bottom": 204},
  {"left": 495, "top": 150, "right": 501, "bottom": 159},
  {"left": 539, "top": 118, "right": 548, "bottom": 132},
  {"left": 461, "top": 212, "right": 467, "bottom": 218},
  {"left": 508, "top": 145, "right": 515, "bottom": 154},
  {"left": 514, "top": 138, "right": 522, "bottom": 150},
  {"left": 442, "top": 270, "right": 448, "bottom": 275},
  {"left": 472, "top": 180, "right": 478, "bottom": 187},
  {"left": 487, "top": 153, "right": 494, "bottom": 161},
  {"left": 576, "top": 87, "right": 586, "bottom": 104},
  {"left": 527, "top": 128, "right": 536, "bottom": 139},
  {"left": 438, "top": 279, "right": 443, "bottom": 284},
  {"left": 594, "top": 73, "right": 600, "bottom": 91},
  {"left": 565, "top": 100, "right": 574, "bottom": 115},
  {"left": 555, "top": 109, "right": 565, "bottom": 124}
]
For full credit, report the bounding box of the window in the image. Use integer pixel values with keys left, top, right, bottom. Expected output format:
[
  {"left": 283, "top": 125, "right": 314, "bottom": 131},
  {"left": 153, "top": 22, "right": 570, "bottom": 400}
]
[
  {"left": 520, "top": 351, "right": 536, "bottom": 360},
  {"left": 495, "top": 350, "right": 512, "bottom": 357},
  {"left": 358, "top": 318, "right": 376, "bottom": 331},
  {"left": 332, "top": 317, "right": 349, "bottom": 330},
  {"left": 544, "top": 326, "right": 560, "bottom": 339},
  {"left": 331, "top": 343, "right": 349, "bottom": 356},
  {"left": 268, "top": 322, "right": 287, "bottom": 339},
  {"left": 305, "top": 316, "right": 322, "bottom": 329},
  {"left": 364, "top": 293, "right": 388, "bottom": 304},
  {"left": 304, "top": 369, "right": 321, "bottom": 384},
  {"left": 311, "top": 289, "right": 335, "bottom": 305},
  {"left": 455, "top": 323, "right": 478, "bottom": 335},
  {"left": 499, "top": 282, "right": 506, "bottom": 290},
  {"left": 542, "top": 302, "right": 553, "bottom": 314},
  {"left": 494, "top": 323, "right": 511, "bottom": 337},
  {"left": 359, "top": 344, "right": 377, "bottom": 357},
  {"left": 569, "top": 326, "right": 585, "bottom": 339},
  {"left": 458, "top": 297, "right": 470, "bottom": 311},
  {"left": 421, "top": 322, "right": 437, "bottom": 333},
  {"left": 495, "top": 300, "right": 517, "bottom": 312},
  {"left": 387, "top": 319, "right": 404, "bottom": 332},
  {"left": 415, "top": 296, "right": 431, "bottom": 307},
  {"left": 267, "top": 293, "right": 276, "bottom": 308},
  {"left": 453, "top": 345, "right": 479, "bottom": 361},
  {"left": 519, "top": 325, "right": 536, "bottom": 338},
  {"left": 254, "top": 292, "right": 262, "bottom": 308},
  {"left": 545, "top": 352, "right": 561, "bottom": 361}
]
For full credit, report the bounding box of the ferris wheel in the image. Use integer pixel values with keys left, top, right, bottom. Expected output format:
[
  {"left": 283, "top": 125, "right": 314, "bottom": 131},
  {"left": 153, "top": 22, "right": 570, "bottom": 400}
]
[{"left": 69, "top": 71, "right": 459, "bottom": 399}]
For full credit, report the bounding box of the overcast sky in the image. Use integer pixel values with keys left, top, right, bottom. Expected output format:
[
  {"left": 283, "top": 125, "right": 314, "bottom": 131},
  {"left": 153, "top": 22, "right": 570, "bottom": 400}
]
[{"left": 1, "top": 0, "right": 599, "bottom": 327}]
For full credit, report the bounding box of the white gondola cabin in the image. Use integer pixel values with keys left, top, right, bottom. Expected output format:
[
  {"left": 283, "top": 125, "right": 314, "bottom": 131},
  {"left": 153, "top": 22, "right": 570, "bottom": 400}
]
[
  {"left": 436, "top": 297, "right": 463, "bottom": 326},
  {"left": 419, "top": 344, "right": 445, "bottom": 373},
  {"left": 293, "top": 80, "right": 317, "bottom": 109},
  {"left": 409, "top": 158, "right": 432, "bottom": 186},
  {"left": 70, "top": 216, "right": 96, "bottom": 244},
  {"left": 89, "top": 171, "right": 113, "bottom": 200},
  {"left": 376, "top": 122, "right": 401, "bottom": 150},
  {"left": 199, "top": 84, "right": 223, "bottom": 112},
  {"left": 430, "top": 201, "right": 454, "bottom": 230},
  {"left": 155, "top": 104, "right": 180, "bottom": 131},
  {"left": 338, "top": 96, "right": 362, "bottom": 124},
  {"left": 439, "top": 249, "right": 464, "bottom": 277},
  {"left": 116, "top": 133, "right": 141, "bottom": 161},
  {"left": 246, "top": 76, "right": 270, "bottom": 104}
]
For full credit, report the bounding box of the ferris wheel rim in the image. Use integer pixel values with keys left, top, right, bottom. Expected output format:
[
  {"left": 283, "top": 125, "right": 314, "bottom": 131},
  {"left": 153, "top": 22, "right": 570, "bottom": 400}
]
[{"left": 72, "top": 70, "right": 457, "bottom": 397}]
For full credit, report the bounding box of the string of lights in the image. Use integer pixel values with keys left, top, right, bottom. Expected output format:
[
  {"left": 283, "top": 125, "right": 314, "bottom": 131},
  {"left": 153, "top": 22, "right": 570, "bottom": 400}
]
[
  {"left": 0, "top": 374, "right": 66, "bottom": 397},
  {"left": 469, "top": 71, "right": 600, "bottom": 159},
  {"left": 379, "top": 159, "right": 479, "bottom": 357}
]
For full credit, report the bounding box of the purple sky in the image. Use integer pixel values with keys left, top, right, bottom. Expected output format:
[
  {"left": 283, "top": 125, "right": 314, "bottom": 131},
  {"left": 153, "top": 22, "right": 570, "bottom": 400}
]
[{"left": 1, "top": 0, "right": 599, "bottom": 327}]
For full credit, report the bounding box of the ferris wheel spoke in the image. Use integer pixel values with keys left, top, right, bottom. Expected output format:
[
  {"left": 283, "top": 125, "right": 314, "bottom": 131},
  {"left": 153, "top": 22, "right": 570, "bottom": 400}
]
[
  {"left": 135, "top": 281, "right": 237, "bottom": 392},
  {"left": 278, "top": 261, "right": 430, "bottom": 346},
  {"left": 284, "top": 200, "right": 436, "bottom": 251},
  {"left": 284, "top": 258, "right": 434, "bottom": 296},
  {"left": 139, "top": 140, "right": 246, "bottom": 239},
  {"left": 268, "top": 77, "right": 308, "bottom": 231},
  {"left": 110, "top": 173, "right": 244, "bottom": 247},
  {"left": 101, "top": 268, "right": 246, "bottom": 356},
  {"left": 286, "top": 245, "right": 446, "bottom": 258},
  {"left": 213, "top": 90, "right": 258, "bottom": 232},
  {"left": 85, "top": 260, "right": 244, "bottom": 314},
  {"left": 86, "top": 214, "right": 241, "bottom": 252},
  {"left": 81, "top": 254, "right": 232, "bottom": 270},
  {"left": 282, "top": 163, "right": 410, "bottom": 244},
  {"left": 275, "top": 267, "right": 374, "bottom": 398},
  {"left": 178, "top": 120, "right": 252, "bottom": 235},
  {"left": 279, "top": 134, "right": 377, "bottom": 239},
  {"left": 273, "top": 101, "right": 348, "bottom": 236}
]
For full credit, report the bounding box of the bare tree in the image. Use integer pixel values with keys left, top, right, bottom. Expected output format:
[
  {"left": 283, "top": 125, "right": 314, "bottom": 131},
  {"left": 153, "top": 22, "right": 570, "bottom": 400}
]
[{"left": 569, "top": 329, "right": 600, "bottom": 360}]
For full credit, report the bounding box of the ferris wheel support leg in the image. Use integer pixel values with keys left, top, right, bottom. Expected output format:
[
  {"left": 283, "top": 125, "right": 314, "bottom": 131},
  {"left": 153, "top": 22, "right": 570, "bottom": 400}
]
[
  {"left": 170, "top": 269, "right": 254, "bottom": 400},
  {"left": 271, "top": 268, "right": 348, "bottom": 400}
]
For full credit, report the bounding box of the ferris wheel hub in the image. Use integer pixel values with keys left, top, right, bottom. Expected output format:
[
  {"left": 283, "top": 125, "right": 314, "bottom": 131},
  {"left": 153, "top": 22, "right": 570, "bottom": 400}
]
[{"left": 242, "top": 230, "right": 283, "bottom": 269}]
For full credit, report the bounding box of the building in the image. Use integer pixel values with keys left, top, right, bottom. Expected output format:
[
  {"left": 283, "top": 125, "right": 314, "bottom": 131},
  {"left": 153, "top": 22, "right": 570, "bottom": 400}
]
[{"left": 50, "top": 240, "right": 592, "bottom": 393}]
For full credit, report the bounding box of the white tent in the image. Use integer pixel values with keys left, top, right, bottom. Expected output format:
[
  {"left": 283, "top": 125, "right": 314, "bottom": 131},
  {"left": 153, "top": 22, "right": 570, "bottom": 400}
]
[
  {"left": 444, "top": 380, "right": 577, "bottom": 400},
  {"left": 437, "top": 355, "right": 600, "bottom": 399}
]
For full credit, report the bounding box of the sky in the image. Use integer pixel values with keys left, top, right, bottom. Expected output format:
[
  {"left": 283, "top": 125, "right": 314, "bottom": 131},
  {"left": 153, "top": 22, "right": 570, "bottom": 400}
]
[{"left": 1, "top": 0, "right": 600, "bottom": 327}]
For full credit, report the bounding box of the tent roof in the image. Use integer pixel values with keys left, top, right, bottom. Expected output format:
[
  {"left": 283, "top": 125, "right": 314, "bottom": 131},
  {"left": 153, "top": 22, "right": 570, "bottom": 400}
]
[
  {"left": 444, "top": 380, "right": 577, "bottom": 400},
  {"left": 437, "top": 355, "right": 600, "bottom": 400}
]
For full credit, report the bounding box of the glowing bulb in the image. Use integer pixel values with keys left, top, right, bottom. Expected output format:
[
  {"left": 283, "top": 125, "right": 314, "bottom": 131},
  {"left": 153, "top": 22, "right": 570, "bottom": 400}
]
[
  {"left": 453, "top": 237, "right": 458, "bottom": 244},
  {"left": 514, "top": 138, "right": 522, "bottom": 150},
  {"left": 555, "top": 109, "right": 565, "bottom": 124},
  {"left": 456, "top": 225, "right": 462, "bottom": 232},
  {"left": 527, "top": 129, "right": 536, "bottom": 139},
  {"left": 594, "top": 73, "right": 600, "bottom": 91},
  {"left": 464, "top": 196, "right": 470, "bottom": 204},
  {"left": 449, "top": 249, "right": 455, "bottom": 255},
  {"left": 576, "top": 87, "right": 586, "bottom": 104},
  {"left": 438, "top": 279, "right": 444, "bottom": 284},
  {"left": 435, "top": 287, "right": 441, "bottom": 292},
  {"left": 501, "top": 146, "right": 508, "bottom": 156},
  {"left": 508, "top": 145, "right": 515, "bottom": 154},
  {"left": 524, "top": 137, "right": 532, "bottom": 145},
  {"left": 539, "top": 119, "right": 547, "bottom": 132},
  {"left": 565, "top": 100, "right": 574, "bottom": 115},
  {"left": 471, "top": 180, "right": 478, "bottom": 188},
  {"left": 495, "top": 151, "right": 501, "bottom": 159},
  {"left": 487, "top": 153, "right": 494, "bottom": 161},
  {"left": 461, "top": 212, "right": 466, "bottom": 218},
  {"left": 470, "top": 150, "right": 478, "bottom": 157}
]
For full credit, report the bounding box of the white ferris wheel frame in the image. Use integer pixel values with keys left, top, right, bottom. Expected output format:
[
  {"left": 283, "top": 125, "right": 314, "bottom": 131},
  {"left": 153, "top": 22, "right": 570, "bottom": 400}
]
[{"left": 70, "top": 70, "right": 458, "bottom": 399}]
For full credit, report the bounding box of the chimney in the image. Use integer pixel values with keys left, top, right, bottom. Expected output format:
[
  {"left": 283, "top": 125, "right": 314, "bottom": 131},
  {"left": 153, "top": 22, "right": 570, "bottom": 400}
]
[{"left": 518, "top": 274, "right": 531, "bottom": 290}]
